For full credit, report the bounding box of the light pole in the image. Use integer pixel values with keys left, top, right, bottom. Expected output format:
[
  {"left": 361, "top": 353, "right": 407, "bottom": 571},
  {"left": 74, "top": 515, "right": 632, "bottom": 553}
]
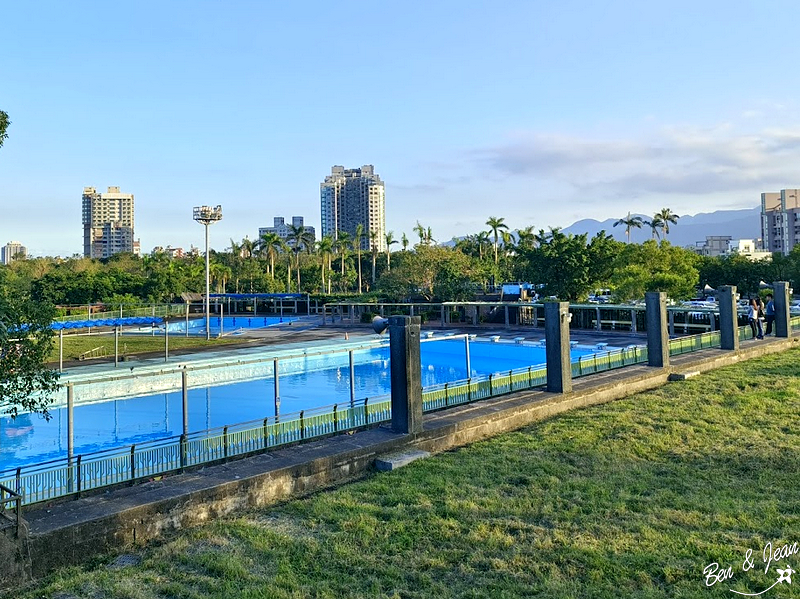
[{"left": 193, "top": 205, "right": 223, "bottom": 340}]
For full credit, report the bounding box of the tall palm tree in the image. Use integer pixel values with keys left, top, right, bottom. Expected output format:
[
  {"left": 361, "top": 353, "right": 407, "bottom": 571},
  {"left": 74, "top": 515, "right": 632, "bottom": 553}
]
[
  {"left": 283, "top": 240, "right": 292, "bottom": 292},
  {"left": 401, "top": 232, "right": 409, "bottom": 252},
  {"left": 316, "top": 236, "right": 334, "bottom": 294},
  {"left": 476, "top": 231, "right": 491, "bottom": 259},
  {"left": 227, "top": 238, "right": 243, "bottom": 292},
  {"left": 335, "top": 231, "right": 352, "bottom": 280},
  {"left": 501, "top": 230, "right": 516, "bottom": 257},
  {"left": 486, "top": 216, "right": 508, "bottom": 264},
  {"left": 656, "top": 208, "right": 680, "bottom": 238},
  {"left": 240, "top": 237, "right": 255, "bottom": 260},
  {"left": 613, "top": 212, "right": 644, "bottom": 243},
  {"left": 426, "top": 226, "right": 435, "bottom": 245},
  {"left": 516, "top": 226, "right": 536, "bottom": 251},
  {"left": 210, "top": 263, "right": 232, "bottom": 293},
  {"left": 369, "top": 230, "right": 379, "bottom": 284},
  {"left": 384, "top": 231, "right": 398, "bottom": 270},
  {"left": 644, "top": 215, "right": 664, "bottom": 240},
  {"left": 258, "top": 232, "right": 283, "bottom": 278},
  {"left": 288, "top": 224, "right": 314, "bottom": 291},
  {"left": 413, "top": 221, "right": 426, "bottom": 246},
  {"left": 354, "top": 224, "right": 365, "bottom": 293}
]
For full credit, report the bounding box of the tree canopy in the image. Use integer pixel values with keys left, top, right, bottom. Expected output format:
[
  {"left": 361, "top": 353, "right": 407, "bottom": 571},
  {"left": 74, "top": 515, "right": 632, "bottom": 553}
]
[
  {"left": 0, "top": 277, "right": 60, "bottom": 418},
  {"left": 0, "top": 110, "right": 9, "bottom": 149}
]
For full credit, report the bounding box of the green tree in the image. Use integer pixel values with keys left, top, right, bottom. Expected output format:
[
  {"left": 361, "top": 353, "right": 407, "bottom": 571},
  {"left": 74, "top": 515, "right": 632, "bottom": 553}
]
[
  {"left": 611, "top": 241, "right": 699, "bottom": 301},
  {"left": 514, "top": 229, "right": 621, "bottom": 301},
  {"left": 0, "top": 110, "right": 9, "bottom": 149},
  {"left": 0, "top": 284, "right": 60, "bottom": 418},
  {"left": 386, "top": 245, "right": 479, "bottom": 302}
]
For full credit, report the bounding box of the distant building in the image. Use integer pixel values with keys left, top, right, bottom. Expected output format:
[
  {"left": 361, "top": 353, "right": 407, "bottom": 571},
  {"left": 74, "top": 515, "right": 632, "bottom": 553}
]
[
  {"left": 82, "top": 186, "right": 140, "bottom": 258},
  {"left": 321, "top": 165, "right": 386, "bottom": 251},
  {"left": 258, "top": 216, "right": 316, "bottom": 248},
  {"left": 690, "top": 236, "right": 771, "bottom": 261},
  {"left": 1, "top": 241, "right": 26, "bottom": 265},
  {"left": 691, "top": 236, "right": 732, "bottom": 257},
  {"left": 729, "top": 239, "right": 771, "bottom": 261},
  {"left": 152, "top": 246, "right": 185, "bottom": 258},
  {"left": 761, "top": 189, "right": 800, "bottom": 254}
]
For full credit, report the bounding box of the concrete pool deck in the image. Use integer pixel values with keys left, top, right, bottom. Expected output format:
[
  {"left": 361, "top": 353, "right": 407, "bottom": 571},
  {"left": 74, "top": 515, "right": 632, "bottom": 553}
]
[{"left": 6, "top": 332, "right": 795, "bottom": 584}]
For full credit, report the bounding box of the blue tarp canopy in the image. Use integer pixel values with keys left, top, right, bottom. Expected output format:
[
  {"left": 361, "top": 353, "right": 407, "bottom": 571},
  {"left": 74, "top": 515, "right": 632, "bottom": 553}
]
[
  {"left": 209, "top": 293, "right": 306, "bottom": 299},
  {"left": 51, "top": 316, "right": 163, "bottom": 330}
]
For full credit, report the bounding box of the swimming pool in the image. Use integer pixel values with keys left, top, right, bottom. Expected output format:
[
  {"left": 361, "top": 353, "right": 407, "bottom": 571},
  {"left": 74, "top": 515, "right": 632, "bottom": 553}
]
[
  {"left": 164, "top": 315, "right": 299, "bottom": 335},
  {"left": 0, "top": 338, "right": 596, "bottom": 471}
]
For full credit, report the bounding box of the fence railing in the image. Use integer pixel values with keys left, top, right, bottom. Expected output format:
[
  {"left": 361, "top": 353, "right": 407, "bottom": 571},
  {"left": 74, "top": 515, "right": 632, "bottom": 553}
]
[
  {"left": 669, "top": 330, "right": 722, "bottom": 355},
  {"left": 55, "top": 304, "right": 187, "bottom": 323},
  {"left": 0, "top": 483, "right": 22, "bottom": 537}
]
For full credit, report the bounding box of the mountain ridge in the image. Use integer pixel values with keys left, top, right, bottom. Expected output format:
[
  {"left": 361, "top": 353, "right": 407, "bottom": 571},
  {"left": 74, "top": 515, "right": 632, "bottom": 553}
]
[{"left": 561, "top": 207, "right": 761, "bottom": 247}]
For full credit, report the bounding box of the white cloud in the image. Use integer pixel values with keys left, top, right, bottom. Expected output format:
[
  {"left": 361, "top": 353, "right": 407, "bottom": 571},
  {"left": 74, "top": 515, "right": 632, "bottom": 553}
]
[{"left": 470, "top": 122, "right": 800, "bottom": 198}]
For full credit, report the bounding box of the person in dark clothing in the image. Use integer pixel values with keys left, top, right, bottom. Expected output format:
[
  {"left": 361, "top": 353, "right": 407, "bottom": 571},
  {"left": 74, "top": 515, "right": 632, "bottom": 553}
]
[{"left": 764, "top": 293, "right": 775, "bottom": 336}]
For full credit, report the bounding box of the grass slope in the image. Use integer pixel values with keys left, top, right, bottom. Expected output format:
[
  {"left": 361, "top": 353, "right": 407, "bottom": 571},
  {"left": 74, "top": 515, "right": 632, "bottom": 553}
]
[{"left": 10, "top": 349, "right": 800, "bottom": 598}]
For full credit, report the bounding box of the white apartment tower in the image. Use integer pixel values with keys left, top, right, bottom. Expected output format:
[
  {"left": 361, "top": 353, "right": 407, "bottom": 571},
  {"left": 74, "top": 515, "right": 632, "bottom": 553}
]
[
  {"left": 82, "top": 186, "right": 139, "bottom": 258},
  {"left": 761, "top": 189, "right": 800, "bottom": 253},
  {"left": 258, "top": 216, "right": 316, "bottom": 248},
  {"left": 1, "top": 241, "right": 26, "bottom": 265},
  {"left": 321, "top": 165, "right": 386, "bottom": 251}
]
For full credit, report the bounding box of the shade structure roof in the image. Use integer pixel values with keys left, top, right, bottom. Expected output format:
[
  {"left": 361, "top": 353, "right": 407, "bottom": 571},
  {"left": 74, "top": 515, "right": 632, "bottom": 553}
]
[{"left": 51, "top": 316, "right": 163, "bottom": 330}]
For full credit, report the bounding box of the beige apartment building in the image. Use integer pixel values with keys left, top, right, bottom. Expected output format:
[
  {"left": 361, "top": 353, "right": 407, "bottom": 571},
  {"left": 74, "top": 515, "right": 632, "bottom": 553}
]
[
  {"left": 82, "top": 186, "right": 140, "bottom": 258},
  {"left": 320, "top": 165, "right": 386, "bottom": 252},
  {"left": 761, "top": 188, "right": 800, "bottom": 254},
  {"left": 1, "top": 241, "right": 26, "bottom": 264}
]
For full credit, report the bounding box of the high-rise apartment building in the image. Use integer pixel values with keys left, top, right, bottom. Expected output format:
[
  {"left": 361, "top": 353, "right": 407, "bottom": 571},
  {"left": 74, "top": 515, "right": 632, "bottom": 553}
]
[
  {"left": 258, "top": 216, "right": 316, "bottom": 248},
  {"left": 761, "top": 189, "right": 800, "bottom": 253},
  {"left": 1, "top": 241, "right": 26, "bottom": 265},
  {"left": 321, "top": 165, "right": 386, "bottom": 251},
  {"left": 82, "top": 186, "right": 139, "bottom": 258}
]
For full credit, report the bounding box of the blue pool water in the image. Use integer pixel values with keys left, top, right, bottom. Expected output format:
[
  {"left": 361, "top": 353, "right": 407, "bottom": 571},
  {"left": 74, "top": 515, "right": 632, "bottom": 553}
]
[
  {"left": 166, "top": 315, "right": 298, "bottom": 335},
  {"left": 0, "top": 339, "right": 594, "bottom": 471}
]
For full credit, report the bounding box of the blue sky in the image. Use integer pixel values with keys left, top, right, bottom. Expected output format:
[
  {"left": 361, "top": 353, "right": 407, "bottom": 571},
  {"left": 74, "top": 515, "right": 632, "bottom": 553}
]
[{"left": 2, "top": 1, "right": 799, "bottom": 256}]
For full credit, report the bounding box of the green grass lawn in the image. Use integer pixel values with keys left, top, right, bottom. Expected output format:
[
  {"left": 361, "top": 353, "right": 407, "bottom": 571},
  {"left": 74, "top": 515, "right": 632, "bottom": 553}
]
[
  {"left": 48, "top": 333, "right": 247, "bottom": 363},
  {"left": 11, "top": 350, "right": 800, "bottom": 598}
]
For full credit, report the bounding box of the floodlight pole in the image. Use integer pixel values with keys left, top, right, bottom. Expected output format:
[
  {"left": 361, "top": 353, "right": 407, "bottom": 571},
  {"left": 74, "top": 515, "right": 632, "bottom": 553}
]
[
  {"left": 204, "top": 222, "right": 210, "bottom": 340},
  {"left": 193, "top": 205, "right": 223, "bottom": 341}
]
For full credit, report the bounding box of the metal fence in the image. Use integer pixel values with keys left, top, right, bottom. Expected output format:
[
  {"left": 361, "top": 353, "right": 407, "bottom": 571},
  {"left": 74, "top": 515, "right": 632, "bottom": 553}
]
[
  {"left": 669, "top": 330, "right": 722, "bottom": 355},
  {"left": 55, "top": 304, "right": 187, "bottom": 322},
  {"left": 0, "top": 483, "right": 22, "bottom": 537}
]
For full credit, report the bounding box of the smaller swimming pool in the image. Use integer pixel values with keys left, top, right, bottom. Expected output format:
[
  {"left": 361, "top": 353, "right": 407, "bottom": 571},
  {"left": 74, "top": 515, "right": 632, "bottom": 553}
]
[{"left": 165, "top": 315, "right": 299, "bottom": 335}]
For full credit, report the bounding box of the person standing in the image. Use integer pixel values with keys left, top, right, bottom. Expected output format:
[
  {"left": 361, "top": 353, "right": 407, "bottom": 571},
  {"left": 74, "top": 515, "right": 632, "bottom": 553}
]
[
  {"left": 748, "top": 298, "right": 764, "bottom": 339},
  {"left": 764, "top": 293, "right": 775, "bottom": 336}
]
